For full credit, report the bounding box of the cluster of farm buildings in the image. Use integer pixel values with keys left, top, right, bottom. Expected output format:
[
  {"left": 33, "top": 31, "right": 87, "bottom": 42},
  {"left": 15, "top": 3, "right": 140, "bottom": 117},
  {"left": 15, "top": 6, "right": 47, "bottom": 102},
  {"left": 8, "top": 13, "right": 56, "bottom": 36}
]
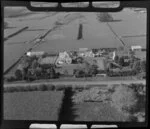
[{"left": 5, "top": 45, "right": 146, "bottom": 82}]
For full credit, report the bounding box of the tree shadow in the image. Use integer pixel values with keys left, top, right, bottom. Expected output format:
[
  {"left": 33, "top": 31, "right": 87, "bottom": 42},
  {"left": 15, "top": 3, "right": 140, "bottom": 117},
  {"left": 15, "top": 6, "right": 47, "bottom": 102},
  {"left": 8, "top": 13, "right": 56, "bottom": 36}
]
[{"left": 58, "top": 87, "right": 78, "bottom": 121}]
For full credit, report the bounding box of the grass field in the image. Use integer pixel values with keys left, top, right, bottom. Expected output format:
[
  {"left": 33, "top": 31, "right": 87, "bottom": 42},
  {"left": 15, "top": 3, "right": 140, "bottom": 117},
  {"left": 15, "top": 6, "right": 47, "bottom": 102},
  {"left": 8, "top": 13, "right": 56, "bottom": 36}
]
[
  {"left": 73, "top": 102, "right": 128, "bottom": 121},
  {"left": 3, "top": 83, "right": 145, "bottom": 121},
  {"left": 4, "top": 91, "right": 64, "bottom": 120}
]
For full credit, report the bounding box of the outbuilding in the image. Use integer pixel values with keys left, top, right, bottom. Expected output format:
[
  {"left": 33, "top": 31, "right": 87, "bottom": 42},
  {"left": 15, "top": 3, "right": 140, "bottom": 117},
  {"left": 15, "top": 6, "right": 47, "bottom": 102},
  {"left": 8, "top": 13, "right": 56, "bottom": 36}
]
[
  {"left": 131, "top": 45, "right": 142, "bottom": 51},
  {"left": 26, "top": 51, "right": 45, "bottom": 57}
]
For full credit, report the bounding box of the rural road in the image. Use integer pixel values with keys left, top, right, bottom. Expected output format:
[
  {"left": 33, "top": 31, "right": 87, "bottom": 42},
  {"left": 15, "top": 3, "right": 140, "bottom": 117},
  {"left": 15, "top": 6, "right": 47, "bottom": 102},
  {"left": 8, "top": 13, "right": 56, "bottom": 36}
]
[{"left": 4, "top": 80, "right": 146, "bottom": 87}]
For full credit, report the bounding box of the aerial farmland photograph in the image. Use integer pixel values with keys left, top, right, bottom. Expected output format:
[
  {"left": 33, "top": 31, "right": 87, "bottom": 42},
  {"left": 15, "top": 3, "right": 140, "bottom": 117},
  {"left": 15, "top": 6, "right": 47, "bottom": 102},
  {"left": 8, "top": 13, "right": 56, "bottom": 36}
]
[{"left": 3, "top": 2, "right": 146, "bottom": 122}]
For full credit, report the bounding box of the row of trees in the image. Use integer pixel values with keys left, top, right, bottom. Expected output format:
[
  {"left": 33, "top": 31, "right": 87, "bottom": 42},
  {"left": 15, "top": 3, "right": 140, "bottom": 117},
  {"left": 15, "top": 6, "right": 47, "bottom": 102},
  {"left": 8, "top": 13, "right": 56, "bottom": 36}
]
[
  {"left": 107, "top": 69, "right": 136, "bottom": 77},
  {"left": 15, "top": 55, "right": 58, "bottom": 81},
  {"left": 114, "top": 55, "right": 130, "bottom": 67},
  {"left": 7, "top": 52, "right": 146, "bottom": 81},
  {"left": 73, "top": 62, "right": 98, "bottom": 78},
  {"left": 15, "top": 64, "right": 57, "bottom": 81},
  {"left": 107, "top": 59, "right": 146, "bottom": 77},
  {"left": 13, "top": 55, "right": 99, "bottom": 81}
]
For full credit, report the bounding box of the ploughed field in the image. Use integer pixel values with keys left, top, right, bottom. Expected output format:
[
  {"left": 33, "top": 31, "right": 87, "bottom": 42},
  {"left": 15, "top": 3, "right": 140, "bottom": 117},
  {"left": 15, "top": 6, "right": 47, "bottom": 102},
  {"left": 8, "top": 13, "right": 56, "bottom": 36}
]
[{"left": 4, "top": 7, "right": 146, "bottom": 73}]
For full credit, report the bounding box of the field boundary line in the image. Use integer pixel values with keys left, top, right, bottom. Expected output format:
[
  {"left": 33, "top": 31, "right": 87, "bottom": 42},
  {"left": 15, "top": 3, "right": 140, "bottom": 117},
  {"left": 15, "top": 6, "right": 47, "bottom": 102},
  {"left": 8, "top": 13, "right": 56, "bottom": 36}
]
[
  {"left": 4, "top": 26, "right": 29, "bottom": 41},
  {"left": 106, "top": 22, "right": 126, "bottom": 46}
]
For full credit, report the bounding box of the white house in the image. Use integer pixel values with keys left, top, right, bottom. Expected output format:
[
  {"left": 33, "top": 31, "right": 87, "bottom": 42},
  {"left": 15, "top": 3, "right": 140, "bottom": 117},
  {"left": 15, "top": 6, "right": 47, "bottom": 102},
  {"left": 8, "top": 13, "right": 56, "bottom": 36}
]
[
  {"left": 78, "top": 49, "right": 94, "bottom": 57},
  {"left": 56, "top": 51, "right": 72, "bottom": 65},
  {"left": 109, "top": 51, "right": 116, "bottom": 60},
  {"left": 79, "top": 48, "right": 88, "bottom": 51},
  {"left": 84, "top": 50, "right": 95, "bottom": 57},
  {"left": 131, "top": 45, "right": 142, "bottom": 51},
  {"left": 26, "top": 51, "right": 45, "bottom": 57}
]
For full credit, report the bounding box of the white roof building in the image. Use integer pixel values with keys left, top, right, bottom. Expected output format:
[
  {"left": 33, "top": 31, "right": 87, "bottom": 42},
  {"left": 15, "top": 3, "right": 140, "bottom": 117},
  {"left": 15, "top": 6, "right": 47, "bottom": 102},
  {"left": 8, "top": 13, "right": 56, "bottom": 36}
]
[
  {"left": 26, "top": 51, "right": 45, "bottom": 57},
  {"left": 131, "top": 45, "right": 142, "bottom": 51},
  {"left": 78, "top": 50, "right": 94, "bottom": 57},
  {"left": 56, "top": 51, "right": 72, "bottom": 65},
  {"left": 79, "top": 48, "right": 88, "bottom": 51}
]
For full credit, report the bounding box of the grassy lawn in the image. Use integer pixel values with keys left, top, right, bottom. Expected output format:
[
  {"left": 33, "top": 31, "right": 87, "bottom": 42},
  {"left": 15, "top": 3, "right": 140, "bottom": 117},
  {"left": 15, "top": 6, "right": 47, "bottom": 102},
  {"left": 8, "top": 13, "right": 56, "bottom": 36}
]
[
  {"left": 73, "top": 102, "right": 128, "bottom": 121},
  {"left": 69, "top": 84, "right": 146, "bottom": 122},
  {"left": 4, "top": 91, "right": 64, "bottom": 120}
]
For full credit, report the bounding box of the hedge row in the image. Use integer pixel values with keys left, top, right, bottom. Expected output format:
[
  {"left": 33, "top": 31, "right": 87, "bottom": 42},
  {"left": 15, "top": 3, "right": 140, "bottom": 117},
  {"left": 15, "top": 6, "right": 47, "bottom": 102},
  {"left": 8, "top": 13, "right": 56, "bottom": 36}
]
[{"left": 4, "top": 84, "right": 96, "bottom": 93}]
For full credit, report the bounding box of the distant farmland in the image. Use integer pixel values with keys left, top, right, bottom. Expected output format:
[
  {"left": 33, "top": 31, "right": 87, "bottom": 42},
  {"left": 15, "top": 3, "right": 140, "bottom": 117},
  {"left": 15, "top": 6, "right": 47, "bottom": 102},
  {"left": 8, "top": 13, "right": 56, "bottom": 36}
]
[
  {"left": 4, "top": 30, "right": 42, "bottom": 72},
  {"left": 4, "top": 8, "right": 146, "bottom": 74}
]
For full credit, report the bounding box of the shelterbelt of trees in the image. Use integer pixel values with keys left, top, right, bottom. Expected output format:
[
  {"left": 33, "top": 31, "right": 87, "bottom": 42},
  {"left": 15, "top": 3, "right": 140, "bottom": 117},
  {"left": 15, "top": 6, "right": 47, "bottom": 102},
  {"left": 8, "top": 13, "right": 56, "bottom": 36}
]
[{"left": 4, "top": 50, "right": 146, "bottom": 82}]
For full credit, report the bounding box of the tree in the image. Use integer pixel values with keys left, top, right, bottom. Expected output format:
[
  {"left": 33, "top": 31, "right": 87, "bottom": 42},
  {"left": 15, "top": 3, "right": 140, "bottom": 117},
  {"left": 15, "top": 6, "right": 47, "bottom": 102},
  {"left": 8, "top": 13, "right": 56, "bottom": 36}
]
[
  {"left": 22, "top": 55, "right": 33, "bottom": 67},
  {"left": 41, "top": 64, "right": 51, "bottom": 69},
  {"left": 31, "top": 59, "right": 39, "bottom": 69},
  {"left": 42, "top": 52, "right": 49, "bottom": 58},
  {"left": 76, "top": 57, "right": 84, "bottom": 63},
  {"left": 72, "top": 51, "right": 78, "bottom": 57},
  {"left": 132, "top": 61, "right": 141, "bottom": 74},
  {"left": 114, "top": 55, "right": 119, "bottom": 64},
  {"left": 119, "top": 56, "right": 124, "bottom": 66},
  {"left": 26, "top": 68, "right": 36, "bottom": 81},
  {"left": 111, "top": 85, "right": 138, "bottom": 113},
  {"left": 23, "top": 67, "right": 28, "bottom": 80},
  {"left": 74, "top": 69, "right": 85, "bottom": 78},
  {"left": 92, "top": 49, "right": 98, "bottom": 54},
  {"left": 88, "top": 64, "right": 98, "bottom": 76},
  {"left": 49, "top": 67, "right": 56, "bottom": 79},
  {"left": 74, "top": 64, "right": 85, "bottom": 78},
  {"left": 5, "top": 75, "right": 16, "bottom": 82},
  {"left": 15, "top": 69, "right": 23, "bottom": 80},
  {"left": 35, "top": 67, "right": 42, "bottom": 79},
  {"left": 140, "top": 60, "right": 146, "bottom": 72}
]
